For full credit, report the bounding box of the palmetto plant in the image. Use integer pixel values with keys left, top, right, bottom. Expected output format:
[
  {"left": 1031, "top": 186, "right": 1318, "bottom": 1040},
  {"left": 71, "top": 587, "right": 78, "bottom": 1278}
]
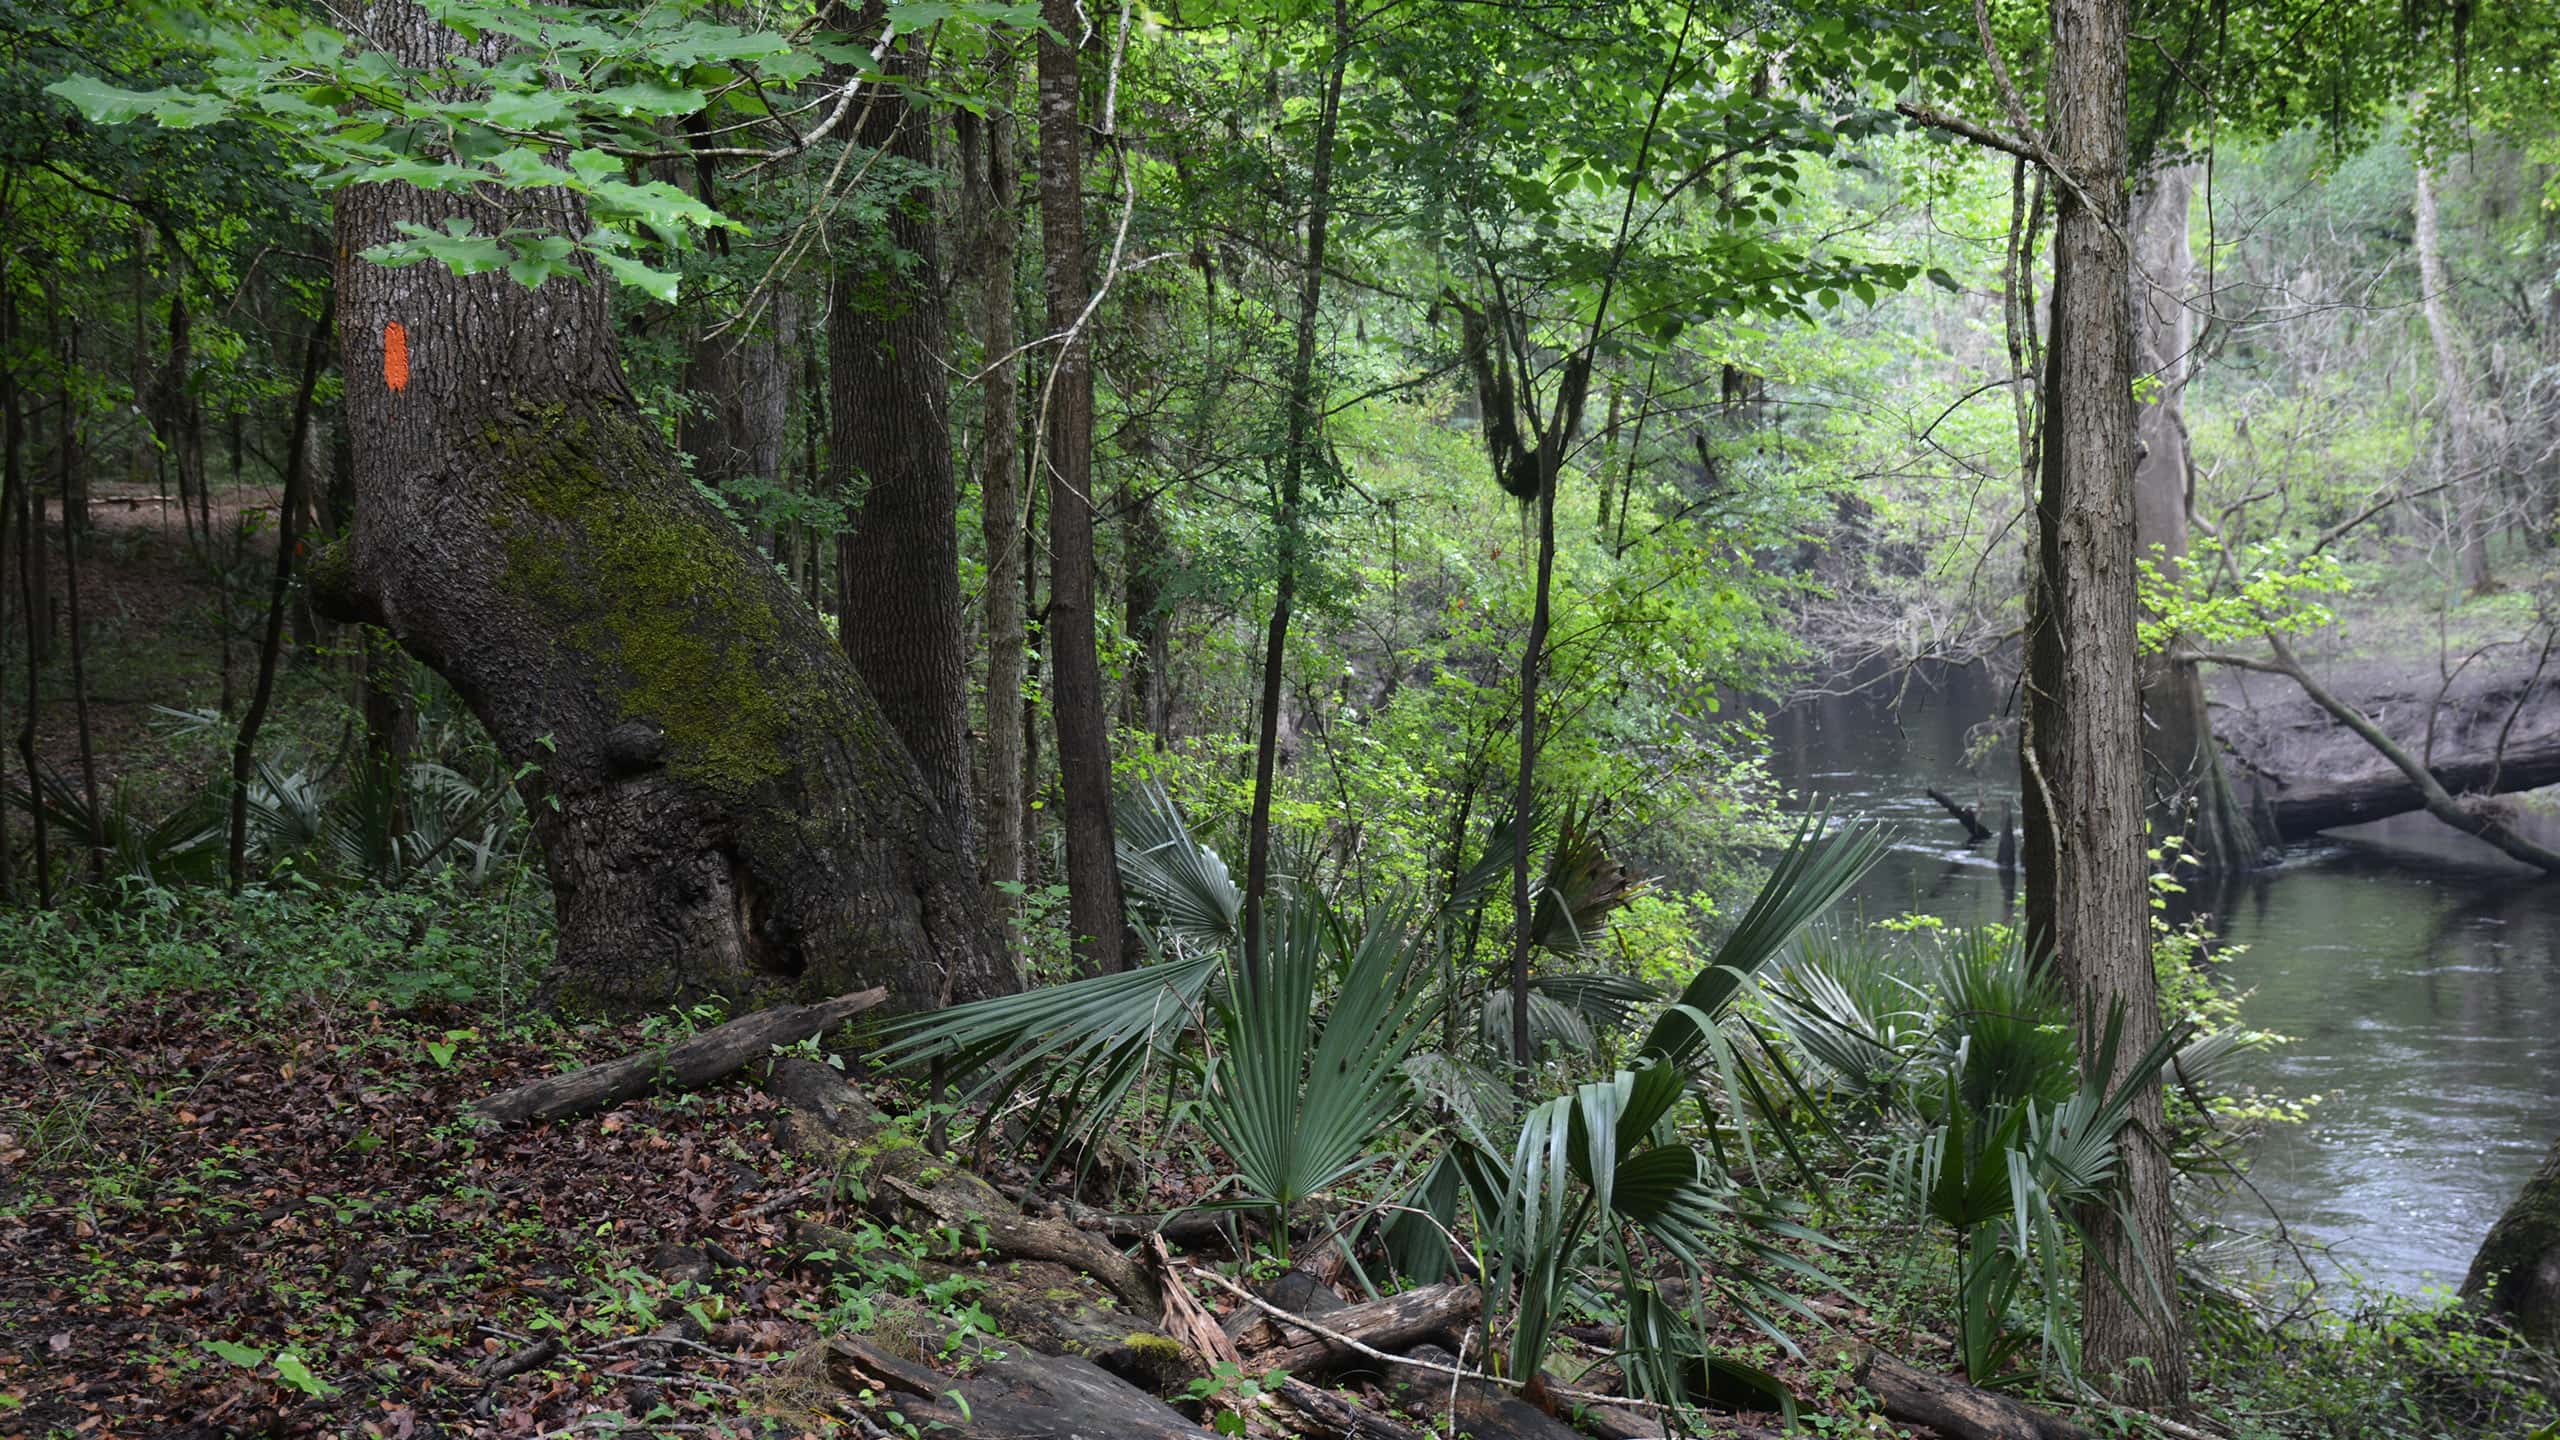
[
  {"left": 7, "top": 767, "right": 226, "bottom": 887},
  {"left": 1204, "top": 892, "right": 1434, "bottom": 1234},
  {"left": 1427, "top": 810, "right": 1889, "bottom": 1406},
  {"left": 884, "top": 780, "right": 1664, "bottom": 1172},
  {"left": 1769, "top": 927, "right": 2198, "bottom": 1387},
  {"left": 890, "top": 789, "right": 1894, "bottom": 1418}
]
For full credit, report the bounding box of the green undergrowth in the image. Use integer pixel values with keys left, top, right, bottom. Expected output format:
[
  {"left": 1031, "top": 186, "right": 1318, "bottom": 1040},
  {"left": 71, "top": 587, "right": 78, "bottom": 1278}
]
[{"left": 3, "top": 873, "right": 556, "bottom": 1011}]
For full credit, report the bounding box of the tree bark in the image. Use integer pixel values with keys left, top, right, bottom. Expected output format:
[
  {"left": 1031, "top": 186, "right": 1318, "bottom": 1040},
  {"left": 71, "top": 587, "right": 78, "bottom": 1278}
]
[
  {"left": 2462, "top": 1132, "right": 2560, "bottom": 1348},
  {"left": 1233, "top": 1282, "right": 1482, "bottom": 1375},
  {"left": 1839, "top": 1345, "right": 2096, "bottom": 1440},
  {"left": 1122, "top": 490, "right": 1168, "bottom": 742},
  {"left": 2131, "top": 164, "right": 2257, "bottom": 873},
  {"left": 1036, "top": 0, "right": 1128, "bottom": 971},
  {"left": 964, "top": 72, "right": 1028, "bottom": 932},
  {"left": 320, "top": 0, "right": 1010, "bottom": 1015},
  {"left": 11, "top": 376, "right": 43, "bottom": 906},
  {"left": 680, "top": 326, "right": 785, "bottom": 511},
  {"left": 2413, "top": 165, "right": 2491, "bottom": 595},
  {"left": 0, "top": 283, "right": 17, "bottom": 904},
  {"left": 1243, "top": 0, "right": 1348, "bottom": 982},
  {"left": 832, "top": 11, "right": 980, "bottom": 884},
  {"left": 2024, "top": 0, "right": 2189, "bottom": 1406}
]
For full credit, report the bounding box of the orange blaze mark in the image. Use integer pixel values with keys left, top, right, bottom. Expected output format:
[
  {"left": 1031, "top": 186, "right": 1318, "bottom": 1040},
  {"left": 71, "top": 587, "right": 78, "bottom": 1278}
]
[{"left": 383, "top": 321, "right": 410, "bottom": 392}]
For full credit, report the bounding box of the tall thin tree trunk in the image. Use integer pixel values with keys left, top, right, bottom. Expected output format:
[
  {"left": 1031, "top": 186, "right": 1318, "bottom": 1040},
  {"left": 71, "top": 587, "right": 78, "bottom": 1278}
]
[
  {"left": 830, "top": 10, "right": 982, "bottom": 908},
  {"left": 2025, "top": 0, "right": 2188, "bottom": 1406},
  {"left": 1243, "top": 0, "right": 1349, "bottom": 979},
  {"left": 14, "top": 409, "right": 43, "bottom": 907},
  {"left": 316, "top": 0, "right": 1012, "bottom": 1014},
  {"left": 159, "top": 238, "right": 206, "bottom": 552},
  {"left": 1021, "top": 441, "right": 1045, "bottom": 897},
  {"left": 58, "top": 322, "right": 103, "bottom": 882},
  {"left": 1036, "top": 0, "right": 1127, "bottom": 972},
  {"left": 800, "top": 303, "right": 826, "bottom": 605},
  {"left": 228, "top": 303, "right": 331, "bottom": 891},
  {"left": 2131, "top": 163, "right": 2254, "bottom": 872},
  {"left": 1508, "top": 459, "right": 1558, "bottom": 1082},
  {"left": 2414, "top": 164, "right": 2492, "bottom": 594},
  {"left": 1122, "top": 493, "right": 1167, "bottom": 740},
  {"left": 0, "top": 285, "right": 19, "bottom": 904},
  {"left": 967, "top": 75, "right": 1028, "bottom": 932}
]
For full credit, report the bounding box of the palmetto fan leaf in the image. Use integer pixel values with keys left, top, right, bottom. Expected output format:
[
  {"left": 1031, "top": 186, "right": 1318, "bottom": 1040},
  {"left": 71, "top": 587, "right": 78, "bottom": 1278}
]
[
  {"left": 1644, "top": 806, "right": 1887, "bottom": 1071},
  {"left": 874, "top": 948, "right": 1222, "bottom": 1170},
  {"left": 1115, "top": 779, "right": 1244, "bottom": 947},
  {"left": 1205, "top": 893, "right": 1432, "bottom": 1215},
  {"left": 1530, "top": 799, "right": 1650, "bottom": 955}
]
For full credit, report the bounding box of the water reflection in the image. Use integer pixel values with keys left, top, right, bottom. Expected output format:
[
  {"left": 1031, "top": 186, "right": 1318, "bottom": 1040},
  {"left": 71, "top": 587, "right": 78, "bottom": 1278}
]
[{"left": 1768, "top": 666, "right": 2560, "bottom": 1293}]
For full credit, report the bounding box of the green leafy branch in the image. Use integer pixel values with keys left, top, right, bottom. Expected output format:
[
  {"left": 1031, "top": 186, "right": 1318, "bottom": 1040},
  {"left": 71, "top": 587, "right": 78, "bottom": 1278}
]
[
  {"left": 2137, "top": 536, "right": 2349, "bottom": 655},
  {"left": 46, "top": 0, "right": 1032, "bottom": 298}
]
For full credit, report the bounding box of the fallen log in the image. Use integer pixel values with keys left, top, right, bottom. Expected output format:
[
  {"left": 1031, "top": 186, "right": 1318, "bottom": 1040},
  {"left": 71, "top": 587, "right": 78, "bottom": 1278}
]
[
  {"left": 1237, "top": 1282, "right": 1482, "bottom": 1375},
  {"left": 1837, "top": 1345, "right": 2093, "bottom": 1440},
  {"left": 2254, "top": 729, "right": 2560, "bottom": 842},
  {"left": 2184, "top": 644, "right": 2560, "bottom": 871},
  {"left": 1273, "top": 1377, "right": 1433, "bottom": 1440},
  {"left": 951, "top": 1351, "right": 1212, "bottom": 1440},
  {"left": 1005, "top": 1182, "right": 1249, "bottom": 1250},
  {"left": 469, "top": 988, "right": 887, "bottom": 1126},
  {"left": 1926, "top": 788, "right": 1995, "bottom": 843}
]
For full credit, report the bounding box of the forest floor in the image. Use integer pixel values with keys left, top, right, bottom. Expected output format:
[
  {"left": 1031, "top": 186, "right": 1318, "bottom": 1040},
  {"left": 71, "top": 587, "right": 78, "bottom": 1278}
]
[{"left": 0, "top": 983, "right": 856, "bottom": 1437}]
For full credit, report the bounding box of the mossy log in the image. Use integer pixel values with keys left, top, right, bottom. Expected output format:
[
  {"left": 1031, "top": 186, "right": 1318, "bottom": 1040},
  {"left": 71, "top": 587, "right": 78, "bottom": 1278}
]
[{"left": 2463, "top": 1132, "right": 2560, "bottom": 1348}]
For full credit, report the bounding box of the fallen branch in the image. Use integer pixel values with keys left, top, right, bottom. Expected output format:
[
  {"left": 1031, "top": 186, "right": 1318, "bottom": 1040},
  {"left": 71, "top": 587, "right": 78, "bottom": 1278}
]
[
  {"left": 1195, "top": 1268, "right": 1490, "bottom": 1385},
  {"left": 1272, "top": 1376, "right": 1434, "bottom": 1440},
  {"left": 1926, "top": 787, "right": 1995, "bottom": 842},
  {"left": 470, "top": 988, "right": 887, "bottom": 1127},
  {"left": 1006, "top": 1182, "right": 1249, "bottom": 1249}
]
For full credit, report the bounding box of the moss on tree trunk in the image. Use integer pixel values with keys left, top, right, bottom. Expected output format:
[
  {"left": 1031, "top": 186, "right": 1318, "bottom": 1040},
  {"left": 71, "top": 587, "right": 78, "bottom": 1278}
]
[{"left": 2463, "top": 1134, "right": 2560, "bottom": 1348}]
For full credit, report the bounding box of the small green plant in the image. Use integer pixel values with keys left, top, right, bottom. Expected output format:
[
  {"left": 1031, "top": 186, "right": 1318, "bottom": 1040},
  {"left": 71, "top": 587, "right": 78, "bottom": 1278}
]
[
  {"left": 200, "top": 1340, "right": 333, "bottom": 1398},
  {"left": 422, "top": 1028, "right": 476, "bottom": 1069},
  {"left": 1181, "top": 1361, "right": 1291, "bottom": 1436}
]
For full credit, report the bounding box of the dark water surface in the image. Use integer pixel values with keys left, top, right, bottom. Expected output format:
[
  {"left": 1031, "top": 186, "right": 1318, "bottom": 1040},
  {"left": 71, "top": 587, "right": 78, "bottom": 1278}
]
[{"left": 1768, "top": 666, "right": 2560, "bottom": 1294}]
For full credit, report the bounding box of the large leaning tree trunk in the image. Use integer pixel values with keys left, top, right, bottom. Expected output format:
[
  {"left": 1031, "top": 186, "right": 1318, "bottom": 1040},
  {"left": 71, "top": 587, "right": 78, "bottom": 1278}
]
[
  {"left": 2463, "top": 1132, "right": 2560, "bottom": 1348},
  {"left": 2130, "top": 163, "right": 2255, "bottom": 872},
  {"left": 319, "top": 0, "right": 1014, "bottom": 1016},
  {"left": 830, "top": 10, "right": 980, "bottom": 875},
  {"left": 1035, "top": 0, "right": 1128, "bottom": 972},
  {"left": 2021, "top": 0, "right": 2190, "bottom": 1408}
]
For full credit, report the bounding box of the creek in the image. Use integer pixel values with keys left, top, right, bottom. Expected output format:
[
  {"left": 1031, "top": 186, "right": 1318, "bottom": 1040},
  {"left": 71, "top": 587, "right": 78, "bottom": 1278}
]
[{"left": 1768, "top": 663, "right": 2560, "bottom": 1295}]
